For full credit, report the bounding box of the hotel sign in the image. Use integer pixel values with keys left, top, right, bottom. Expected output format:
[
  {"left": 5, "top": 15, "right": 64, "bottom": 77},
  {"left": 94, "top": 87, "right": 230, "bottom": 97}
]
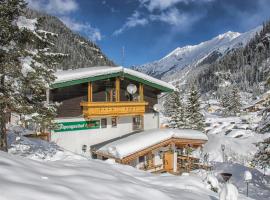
[{"left": 54, "top": 120, "right": 100, "bottom": 132}]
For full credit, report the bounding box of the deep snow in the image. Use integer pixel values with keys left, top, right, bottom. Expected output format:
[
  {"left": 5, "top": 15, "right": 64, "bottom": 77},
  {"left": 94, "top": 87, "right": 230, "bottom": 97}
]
[
  {"left": 97, "top": 129, "right": 207, "bottom": 159},
  {"left": 0, "top": 151, "right": 258, "bottom": 200}
]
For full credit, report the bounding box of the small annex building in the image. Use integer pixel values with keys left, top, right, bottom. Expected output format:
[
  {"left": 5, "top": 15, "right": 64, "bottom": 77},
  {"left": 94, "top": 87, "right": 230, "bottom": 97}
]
[
  {"left": 48, "top": 66, "right": 175, "bottom": 156},
  {"left": 95, "top": 129, "right": 208, "bottom": 174}
]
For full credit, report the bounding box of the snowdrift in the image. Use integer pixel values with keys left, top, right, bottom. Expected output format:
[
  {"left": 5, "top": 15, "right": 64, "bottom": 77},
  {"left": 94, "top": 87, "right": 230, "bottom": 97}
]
[{"left": 0, "top": 152, "right": 219, "bottom": 200}]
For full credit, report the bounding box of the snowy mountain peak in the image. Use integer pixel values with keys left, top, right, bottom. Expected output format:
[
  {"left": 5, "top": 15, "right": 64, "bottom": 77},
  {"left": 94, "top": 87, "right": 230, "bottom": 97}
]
[
  {"left": 216, "top": 31, "right": 241, "bottom": 40},
  {"left": 134, "top": 26, "right": 261, "bottom": 79}
]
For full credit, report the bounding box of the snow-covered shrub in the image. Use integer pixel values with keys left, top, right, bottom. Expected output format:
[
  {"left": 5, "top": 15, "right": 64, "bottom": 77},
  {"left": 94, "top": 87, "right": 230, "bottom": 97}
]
[{"left": 219, "top": 183, "right": 239, "bottom": 200}]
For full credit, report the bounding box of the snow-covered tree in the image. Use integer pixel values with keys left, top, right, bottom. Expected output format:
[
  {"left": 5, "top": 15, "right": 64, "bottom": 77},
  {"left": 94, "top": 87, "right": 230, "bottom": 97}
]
[
  {"left": 219, "top": 86, "right": 241, "bottom": 116},
  {"left": 163, "top": 89, "right": 186, "bottom": 129},
  {"left": 252, "top": 137, "right": 270, "bottom": 169},
  {"left": 0, "top": 0, "right": 63, "bottom": 151},
  {"left": 228, "top": 85, "right": 241, "bottom": 116},
  {"left": 186, "top": 85, "right": 205, "bottom": 131},
  {"left": 220, "top": 91, "right": 231, "bottom": 117}
]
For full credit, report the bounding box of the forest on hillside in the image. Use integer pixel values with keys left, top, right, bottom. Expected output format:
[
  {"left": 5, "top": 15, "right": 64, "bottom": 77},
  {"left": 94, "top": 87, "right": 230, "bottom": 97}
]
[
  {"left": 188, "top": 21, "right": 270, "bottom": 98},
  {"left": 25, "top": 9, "right": 115, "bottom": 70}
]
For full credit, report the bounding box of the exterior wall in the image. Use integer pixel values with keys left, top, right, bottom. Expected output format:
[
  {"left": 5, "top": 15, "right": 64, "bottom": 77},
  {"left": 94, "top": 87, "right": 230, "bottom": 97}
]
[
  {"left": 51, "top": 84, "right": 87, "bottom": 118},
  {"left": 144, "top": 113, "right": 159, "bottom": 130},
  {"left": 51, "top": 79, "right": 159, "bottom": 118},
  {"left": 51, "top": 116, "right": 133, "bottom": 156}
]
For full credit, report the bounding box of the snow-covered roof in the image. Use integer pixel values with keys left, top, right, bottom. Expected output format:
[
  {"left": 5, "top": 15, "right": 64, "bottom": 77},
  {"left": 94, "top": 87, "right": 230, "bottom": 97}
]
[
  {"left": 96, "top": 129, "right": 208, "bottom": 159},
  {"left": 52, "top": 66, "right": 175, "bottom": 92}
]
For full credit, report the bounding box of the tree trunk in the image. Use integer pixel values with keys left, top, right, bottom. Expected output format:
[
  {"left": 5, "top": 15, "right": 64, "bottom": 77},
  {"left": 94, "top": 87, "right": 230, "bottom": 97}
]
[
  {"left": 0, "top": 73, "right": 8, "bottom": 152},
  {"left": 0, "top": 111, "right": 8, "bottom": 152}
]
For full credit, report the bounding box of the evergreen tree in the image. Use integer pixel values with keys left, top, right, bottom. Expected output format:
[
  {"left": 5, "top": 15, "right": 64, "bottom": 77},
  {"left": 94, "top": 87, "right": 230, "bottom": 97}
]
[
  {"left": 220, "top": 91, "right": 231, "bottom": 117},
  {"left": 228, "top": 85, "right": 242, "bottom": 116},
  {"left": 252, "top": 137, "right": 270, "bottom": 170},
  {"left": 164, "top": 89, "right": 186, "bottom": 129},
  {"left": 0, "top": 0, "right": 62, "bottom": 151},
  {"left": 219, "top": 86, "right": 242, "bottom": 116},
  {"left": 186, "top": 85, "right": 205, "bottom": 131}
]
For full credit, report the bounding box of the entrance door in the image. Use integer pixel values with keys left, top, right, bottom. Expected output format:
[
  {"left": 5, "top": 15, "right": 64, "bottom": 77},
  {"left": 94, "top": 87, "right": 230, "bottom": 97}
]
[{"left": 164, "top": 151, "right": 174, "bottom": 172}]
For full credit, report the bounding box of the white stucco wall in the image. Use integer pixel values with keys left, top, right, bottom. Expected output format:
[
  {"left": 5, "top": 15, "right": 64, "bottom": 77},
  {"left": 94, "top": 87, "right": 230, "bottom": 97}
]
[
  {"left": 51, "top": 116, "right": 133, "bottom": 156},
  {"left": 144, "top": 113, "right": 159, "bottom": 130}
]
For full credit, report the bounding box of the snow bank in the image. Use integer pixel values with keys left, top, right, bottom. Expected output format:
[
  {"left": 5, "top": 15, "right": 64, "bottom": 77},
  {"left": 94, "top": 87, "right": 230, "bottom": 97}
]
[
  {"left": 0, "top": 151, "right": 221, "bottom": 200},
  {"left": 7, "top": 126, "right": 86, "bottom": 161},
  {"left": 97, "top": 129, "right": 207, "bottom": 159},
  {"left": 213, "top": 163, "right": 270, "bottom": 200},
  {"left": 219, "top": 183, "right": 239, "bottom": 200}
]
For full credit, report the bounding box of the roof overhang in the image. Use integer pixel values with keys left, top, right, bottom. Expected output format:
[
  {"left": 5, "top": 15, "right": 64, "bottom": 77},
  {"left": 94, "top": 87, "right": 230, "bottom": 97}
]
[
  {"left": 50, "top": 66, "right": 175, "bottom": 93},
  {"left": 95, "top": 137, "right": 207, "bottom": 164}
]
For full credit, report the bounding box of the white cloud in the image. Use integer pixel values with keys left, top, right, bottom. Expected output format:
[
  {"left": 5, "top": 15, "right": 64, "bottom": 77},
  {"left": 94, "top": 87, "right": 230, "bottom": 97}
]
[
  {"left": 60, "top": 17, "right": 102, "bottom": 41},
  {"left": 113, "top": 11, "right": 148, "bottom": 35},
  {"left": 139, "top": 0, "right": 214, "bottom": 11},
  {"left": 113, "top": 0, "right": 213, "bottom": 35},
  {"left": 149, "top": 8, "right": 202, "bottom": 27},
  {"left": 27, "top": 0, "right": 78, "bottom": 15},
  {"left": 27, "top": 0, "right": 102, "bottom": 41}
]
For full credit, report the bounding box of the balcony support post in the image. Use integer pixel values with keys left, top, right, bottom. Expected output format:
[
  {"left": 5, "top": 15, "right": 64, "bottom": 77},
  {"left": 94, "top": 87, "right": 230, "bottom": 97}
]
[
  {"left": 88, "top": 82, "right": 93, "bottom": 102},
  {"left": 139, "top": 83, "right": 144, "bottom": 102},
  {"left": 115, "top": 78, "right": 120, "bottom": 102}
]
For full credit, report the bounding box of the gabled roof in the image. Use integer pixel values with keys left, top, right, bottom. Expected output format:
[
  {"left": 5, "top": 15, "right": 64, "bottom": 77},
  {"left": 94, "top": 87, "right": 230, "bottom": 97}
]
[
  {"left": 51, "top": 66, "right": 175, "bottom": 92},
  {"left": 96, "top": 129, "right": 208, "bottom": 160}
]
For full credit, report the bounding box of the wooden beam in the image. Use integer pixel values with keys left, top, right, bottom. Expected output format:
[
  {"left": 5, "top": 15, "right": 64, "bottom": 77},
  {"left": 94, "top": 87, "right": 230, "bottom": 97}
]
[
  {"left": 88, "top": 82, "right": 93, "bottom": 102},
  {"left": 139, "top": 83, "right": 144, "bottom": 102},
  {"left": 115, "top": 78, "right": 120, "bottom": 102}
]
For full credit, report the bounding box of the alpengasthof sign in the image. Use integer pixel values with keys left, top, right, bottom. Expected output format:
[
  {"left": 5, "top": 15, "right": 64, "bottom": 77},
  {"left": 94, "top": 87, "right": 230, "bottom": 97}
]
[{"left": 54, "top": 120, "right": 100, "bottom": 132}]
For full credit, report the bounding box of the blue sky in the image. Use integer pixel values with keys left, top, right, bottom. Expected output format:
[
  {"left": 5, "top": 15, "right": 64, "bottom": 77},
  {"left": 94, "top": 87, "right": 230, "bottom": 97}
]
[{"left": 27, "top": 0, "right": 270, "bottom": 67}]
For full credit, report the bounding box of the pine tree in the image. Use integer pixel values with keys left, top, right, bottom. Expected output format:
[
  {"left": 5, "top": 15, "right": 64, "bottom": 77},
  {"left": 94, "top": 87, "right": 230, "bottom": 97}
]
[
  {"left": 186, "top": 85, "right": 205, "bottom": 131},
  {"left": 0, "top": 0, "right": 63, "bottom": 151},
  {"left": 220, "top": 91, "right": 231, "bottom": 117},
  {"left": 252, "top": 137, "right": 270, "bottom": 170},
  {"left": 164, "top": 89, "right": 186, "bottom": 129},
  {"left": 228, "top": 85, "right": 242, "bottom": 116},
  {"left": 219, "top": 86, "right": 242, "bottom": 116}
]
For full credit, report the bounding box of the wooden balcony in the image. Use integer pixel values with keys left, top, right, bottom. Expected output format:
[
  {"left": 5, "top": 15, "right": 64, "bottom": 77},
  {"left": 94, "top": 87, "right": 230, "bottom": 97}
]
[{"left": 81, "top": 101, "right": 149, "bottom": 118}]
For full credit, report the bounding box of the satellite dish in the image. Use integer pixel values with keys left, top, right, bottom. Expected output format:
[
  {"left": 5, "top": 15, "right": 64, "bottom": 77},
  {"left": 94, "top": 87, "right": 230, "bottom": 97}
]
[
  {"left": 127, "top": 84, "right": 137, "bottom": 94},
  {"left": 153, "top": 104, "right": 161, "bottom": 112}
]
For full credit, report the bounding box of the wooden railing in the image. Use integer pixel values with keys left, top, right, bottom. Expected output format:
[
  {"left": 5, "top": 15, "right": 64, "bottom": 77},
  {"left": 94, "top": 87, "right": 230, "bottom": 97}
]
[{"left": 80, "top": 101, "right": 149, "bottom": 118}]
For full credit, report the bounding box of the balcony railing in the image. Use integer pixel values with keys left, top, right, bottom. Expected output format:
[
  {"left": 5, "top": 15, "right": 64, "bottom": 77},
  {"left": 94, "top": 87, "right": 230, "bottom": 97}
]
[{"left": 80, "top": 101, "right": 149, "bottom": 118}]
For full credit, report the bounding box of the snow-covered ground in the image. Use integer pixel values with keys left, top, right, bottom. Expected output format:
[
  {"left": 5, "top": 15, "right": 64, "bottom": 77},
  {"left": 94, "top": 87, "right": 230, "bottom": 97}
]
[
  {"left": 1, "top": 111, "right": 269, "bottom": 200},
  {"left": 0, "top": 149, "right": 258, "bottom": 200},
  {"left": 202, "top": 113, "right": 269, "bottom": 165}
]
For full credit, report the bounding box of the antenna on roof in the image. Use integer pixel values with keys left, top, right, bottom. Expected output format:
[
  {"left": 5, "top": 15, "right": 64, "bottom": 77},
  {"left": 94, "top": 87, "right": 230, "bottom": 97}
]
[{"left": 121, "top": 46, "right": 125, "bottom": 66}]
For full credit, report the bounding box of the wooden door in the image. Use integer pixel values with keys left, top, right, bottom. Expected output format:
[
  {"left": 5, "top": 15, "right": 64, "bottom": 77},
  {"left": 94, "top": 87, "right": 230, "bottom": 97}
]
[
  {"left": 164, "top": 151, "right": 174, "bottom": 172},
  {"left": 146, "top": 154, "right": 154, "bottom": 168}
]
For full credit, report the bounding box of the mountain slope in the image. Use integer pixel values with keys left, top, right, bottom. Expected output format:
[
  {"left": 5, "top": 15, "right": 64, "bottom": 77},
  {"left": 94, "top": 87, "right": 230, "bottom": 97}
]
[
  {"left": 134, "top": 27, "right": 261, "bottom": 80},
  {"left": 25, "top": 9, "right": 115, "bottom": 70}
]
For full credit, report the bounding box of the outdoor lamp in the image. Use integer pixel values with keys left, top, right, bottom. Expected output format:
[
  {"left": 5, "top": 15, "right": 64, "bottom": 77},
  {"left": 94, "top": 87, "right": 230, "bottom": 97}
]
[{"left": 82, "top": 144, "right": 87, "bottom": 153}]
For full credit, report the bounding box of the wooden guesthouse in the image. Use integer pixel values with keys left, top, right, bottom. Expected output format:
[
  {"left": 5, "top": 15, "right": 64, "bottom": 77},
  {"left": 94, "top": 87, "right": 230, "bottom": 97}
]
[
  {"left": 48, "top": 66, "right": 175, "bottom": 156},
  {"left": 33, "top": 65, "right": 208, "bottom": 174}
]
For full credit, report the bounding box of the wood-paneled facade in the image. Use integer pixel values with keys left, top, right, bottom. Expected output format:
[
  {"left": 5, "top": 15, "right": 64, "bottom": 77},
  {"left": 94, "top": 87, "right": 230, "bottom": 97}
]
[{"left": 51, "top": 77, "right": 159, "bottom": 118}]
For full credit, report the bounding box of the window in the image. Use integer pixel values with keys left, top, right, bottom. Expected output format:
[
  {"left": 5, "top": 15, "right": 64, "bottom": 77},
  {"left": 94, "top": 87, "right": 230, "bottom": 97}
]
[
  {"left": 101, "top": 118, "right": 107, "bottom": 128},
  {"left": 111, "top": 117, "right": 117, "bottom": 128},
  {"left": 133, "top": 115, "right": 143, "bottom": 130},
  {"left": 139, "top": 156, "right": 145, "bottom": 163}
]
